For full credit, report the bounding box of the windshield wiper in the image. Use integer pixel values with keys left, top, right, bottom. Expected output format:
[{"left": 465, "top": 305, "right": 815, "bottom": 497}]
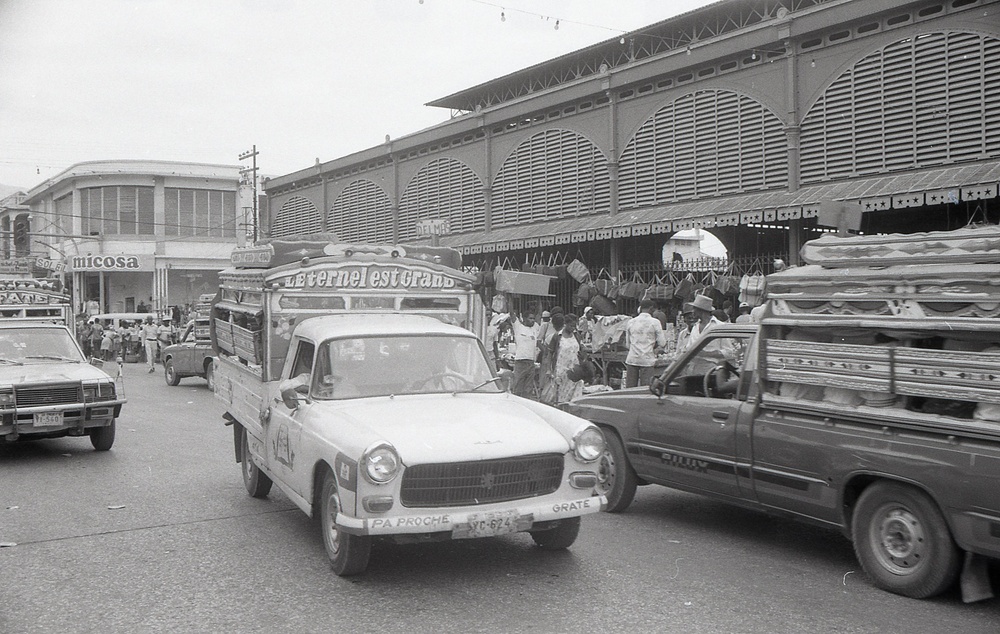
[
  {"left": 22, "top": 355, "right": 78, "bottom": 362},
  {"left": 0, "top": 358, "right": 23, "bottom": 365},
  {"left": 468, "top": 376, "right": 503, "bottom": 392}
]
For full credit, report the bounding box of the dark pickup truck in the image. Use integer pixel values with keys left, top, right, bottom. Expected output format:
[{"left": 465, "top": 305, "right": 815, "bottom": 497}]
[{"left": 567, "top": 226, "right": 1000, "bottom": 601}]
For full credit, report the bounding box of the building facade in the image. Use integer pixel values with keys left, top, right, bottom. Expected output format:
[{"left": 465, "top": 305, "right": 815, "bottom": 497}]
[
  {"left": 21, "top": 160, "right": 250, "bottom": 317},
  {"left": 263, "top": 0, "right": 1000, "bottom": 284}
]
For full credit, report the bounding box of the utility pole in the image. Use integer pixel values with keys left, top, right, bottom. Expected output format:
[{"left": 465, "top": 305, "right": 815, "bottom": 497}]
[{"left": 239, "top": 146, "right": 259, "bottom": 243}]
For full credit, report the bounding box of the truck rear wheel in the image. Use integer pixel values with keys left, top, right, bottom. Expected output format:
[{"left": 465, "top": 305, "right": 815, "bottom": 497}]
[
  {"left": 164, "top": 359, "right": 180, "bottom": 386},
  {"left": 851, "top": 481, "right": 960, "bottom": 598},
  {"left": 204, "top": 361, "right": 215, "bottom": 391},
  {"left": 240, "top": 426, "right": 272, "bottom": 498},
  {"left": 89, "top": 420, "right": 115, "bottom": 451},
  {"left": 319, "top": 469, "right": 371, "bottom": 575},
  {"left": 530, "top": 516, "right": 580, "bottom": 549},
  {"left": 598, "top": 429, "right": 637, "bottom": 513}
]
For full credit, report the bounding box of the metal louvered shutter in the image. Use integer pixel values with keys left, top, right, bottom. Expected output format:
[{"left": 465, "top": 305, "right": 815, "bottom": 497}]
[
  {"left": 398, "top": 158, "right": 485, "bottom": 241},
  {"left": 328, "top": 180, "right": 393, "bottom": 243},
  {"left": 272, "top": 196, "right": 322, "bottom": 238},
  {"left": 492, "top": 128, "right": 610, "bottom": 228},
  {"left": 618, "top": 89, "right": 787, "bottom": 210},
  {"left": 801, "top": 31, "right": 1000, "bottom": 183}
]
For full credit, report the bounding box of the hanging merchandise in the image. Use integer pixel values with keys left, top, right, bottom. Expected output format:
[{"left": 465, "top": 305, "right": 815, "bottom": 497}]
[
  {"left": 673, "top": 273, "right": 696, "bottom": 301},
  {"left": 593, "top": 269, "right": 619, "bottom": 300},
  {"left": 589, "top": 293, "right": 616, "bottom": 316},
  {"left": 574, "top": 280, "right": 598, "bottom": 307},
  {"left": 566, "top": 258, "right": 591, "bottom": 283},
  {"left": 643, "top": 274, "right": 674, "bottom": 301},
  {"left": 739, "top": 272, "right": 767, "bottom": 307},
  {"left": 491, "top": 292, "right": 508, "bottom": 313},
  {"left": 618, "top": 273, "right": 649, "bottom": 300},
  {"left": 494, "top": 268, "right": 554, "bottom": 296}
]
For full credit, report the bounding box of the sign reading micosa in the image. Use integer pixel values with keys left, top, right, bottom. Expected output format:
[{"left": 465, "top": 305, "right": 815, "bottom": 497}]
[{"left": 71, "top": 254, "right": 143, "bottom": 271}]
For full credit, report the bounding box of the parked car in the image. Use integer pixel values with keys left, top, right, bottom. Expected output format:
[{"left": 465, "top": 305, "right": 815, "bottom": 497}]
[{"left": 161, "top": 318, "right": 214, "bottom": 388}]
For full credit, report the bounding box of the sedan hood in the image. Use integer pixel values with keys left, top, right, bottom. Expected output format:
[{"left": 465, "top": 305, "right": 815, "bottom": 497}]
[
  {"left": 316, "top": 393, "right": 572, "bottom": 464},
  {"left": 0, "top": 361, "right": 112, "bottom": 384}
]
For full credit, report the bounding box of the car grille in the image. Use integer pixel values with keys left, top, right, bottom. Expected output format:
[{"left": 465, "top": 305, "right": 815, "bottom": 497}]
[
  {"left": 15, "top": 383, "right": 81, "bottom": 407},
  {"left": 400, "top": 454, "right": 564, "bottom": 508}
]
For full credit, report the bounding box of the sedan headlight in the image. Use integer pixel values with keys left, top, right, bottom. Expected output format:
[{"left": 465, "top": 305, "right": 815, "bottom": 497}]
[
  {"left": 0, "top": 389, "right": 13, "bottom": 408},
  {"left": 361, "top": 442, "right": 401, "bottom": 484},
  {"left": 573, "top": 426, "right": 606, "bottom": 463}
]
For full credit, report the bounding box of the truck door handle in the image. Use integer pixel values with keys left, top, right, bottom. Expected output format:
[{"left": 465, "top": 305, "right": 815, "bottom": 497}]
[{"left": 712, "top": 410, "right": 730, "bottom": 421}]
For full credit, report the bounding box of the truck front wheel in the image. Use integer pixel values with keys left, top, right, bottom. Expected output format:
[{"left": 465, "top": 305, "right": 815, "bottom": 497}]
[
  {"left": 89, "top": 420, "right": 115, "bottom": 451},
  {"left": 240, "top": 426, "right": 272, "bottom": 498},
  {"left": 319, "top": 470, "right": 371, "bottom": 575},
  {"left": 598, "top": 429, "right": 637, "bottom": 513},
  {"left": 851, "top": 481, "right": 960, "bottom": 598},
  {"left": 530, "top": 516, "right": 581, "bottom": 549}
]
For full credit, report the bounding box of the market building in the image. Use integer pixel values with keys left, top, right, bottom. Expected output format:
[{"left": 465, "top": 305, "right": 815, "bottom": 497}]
[
  {"left": 262, "top": 0, "right": 1000, "bottom": 309},
  {"left": 20, "top": 160, "right": 251, "bottom": 317}
]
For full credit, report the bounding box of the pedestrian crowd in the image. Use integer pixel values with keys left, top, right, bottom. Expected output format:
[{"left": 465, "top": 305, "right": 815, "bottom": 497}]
[{"left": 76, "top": 314, "right": 179, "bottom": 371}]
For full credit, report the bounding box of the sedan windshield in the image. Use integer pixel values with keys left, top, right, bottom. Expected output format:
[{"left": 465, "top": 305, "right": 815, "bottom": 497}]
[
  {"left": 0, "top": 328, "right": 85, "bottom": 363},
  {"left": 311, "top": 334, "right": 500, "bottom": 399}
]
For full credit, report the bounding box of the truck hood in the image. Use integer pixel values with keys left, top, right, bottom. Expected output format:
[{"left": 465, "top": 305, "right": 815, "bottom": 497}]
[
  {"left": 313, "top": 393, "right": 573, "bottom": 464},
  {"left": 0, "top": 361, "right": 112, "bottom": 384}
]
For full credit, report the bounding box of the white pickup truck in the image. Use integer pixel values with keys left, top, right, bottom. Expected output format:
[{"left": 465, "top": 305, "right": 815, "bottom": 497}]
[{"left": 212, "top": 238, "right": 606, "bottom": 574}]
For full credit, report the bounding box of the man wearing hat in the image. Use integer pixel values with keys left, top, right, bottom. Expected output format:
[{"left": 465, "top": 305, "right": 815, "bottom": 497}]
[
  {"left": 735, "top": 302, "right": 753, "bottom": 323},
  {"left": 682, "top": 294, "right": 721, "bottom": 352}
]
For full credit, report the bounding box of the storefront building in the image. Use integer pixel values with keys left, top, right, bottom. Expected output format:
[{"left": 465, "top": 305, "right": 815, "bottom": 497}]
[
  {"left": 262, "top": 0, "right": 1000, "bottom": 287},
  {"left": 21, "top": 160, "right": 249, "bottom": 317}
]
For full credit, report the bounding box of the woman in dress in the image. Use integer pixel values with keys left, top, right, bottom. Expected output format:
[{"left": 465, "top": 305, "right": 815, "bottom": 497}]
[{"left": 545, "top": 313, "right": 585, "bottom": 404}]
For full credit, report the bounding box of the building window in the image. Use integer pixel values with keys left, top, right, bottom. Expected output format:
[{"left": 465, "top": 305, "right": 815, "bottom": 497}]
[
  {"left": 80, "top": 186, "right": 155, "bottom": 236},
  {"left": 164, "top": 188, "right": 237, "bottom": 237}
]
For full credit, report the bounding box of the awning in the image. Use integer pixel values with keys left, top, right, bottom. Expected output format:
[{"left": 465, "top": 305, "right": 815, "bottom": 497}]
[{"left": 437, "top": 161, "right": 1000, "bottom": 255}]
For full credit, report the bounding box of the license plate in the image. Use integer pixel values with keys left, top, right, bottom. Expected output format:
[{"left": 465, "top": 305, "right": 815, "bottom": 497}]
[
  {"left": 33, "top": 411, "right": 63, "bottom": 427},
  {"left": 463, "top": 509, "right": 520, "bottom": 538}
]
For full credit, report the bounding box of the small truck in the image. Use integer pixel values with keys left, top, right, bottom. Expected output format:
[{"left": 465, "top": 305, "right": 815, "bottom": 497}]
[
  {"left": 211, "top": 237, "right": 606, "bottom": 575},
  {"left": 567, "top": 225, "right": 1000, "bottom": 601},
  {"left": 0, "top": 278, "right": 124, "bottom": 450}
]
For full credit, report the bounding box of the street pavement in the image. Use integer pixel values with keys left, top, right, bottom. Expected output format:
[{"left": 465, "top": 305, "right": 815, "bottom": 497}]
[{"left": 1, "top": 361, "right": 998, "bottom": 633}]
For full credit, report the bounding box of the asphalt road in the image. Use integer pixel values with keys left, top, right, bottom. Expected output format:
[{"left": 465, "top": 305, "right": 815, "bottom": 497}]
[{"left": 2, "top": 362, "right": 999, "bottom": 633}]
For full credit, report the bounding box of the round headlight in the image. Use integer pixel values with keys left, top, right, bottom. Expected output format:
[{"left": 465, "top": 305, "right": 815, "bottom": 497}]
[
  {"left": 573, "top": 426, "right": 605, "bottom": 463},
  {"left": 362, "top": 443, "right": 401, "bottom": 484}
]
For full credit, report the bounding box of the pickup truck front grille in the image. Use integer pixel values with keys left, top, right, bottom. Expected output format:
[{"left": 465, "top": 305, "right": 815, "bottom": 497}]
[
  {"left": 14, "top": 383, "right": 81, "bottom": 407},
  {"left": 400, "top": 454, "right": 564, "bottom": 508}
]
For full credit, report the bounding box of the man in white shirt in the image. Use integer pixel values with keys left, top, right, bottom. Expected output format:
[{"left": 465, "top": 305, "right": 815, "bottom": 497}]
[
  {"left": 624, "top": 299, "right": 667, "bottom": 388},
  {"left": 141, "top": 316, "right": 159, "bottom": 373},
  {"left": 510, "top": 309, "right": 540, "bottom": 398},
  {"left": 684, "top": 294, "right": 722, "bottom": 351}
]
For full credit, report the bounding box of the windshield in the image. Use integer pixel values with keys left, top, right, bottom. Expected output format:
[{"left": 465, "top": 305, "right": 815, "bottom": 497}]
[
  {"left": 0, "top": 328, "right": 85, "bottom": 363},
  {"left": 311, "top": 334, "right": 500, "bottom": 399}
]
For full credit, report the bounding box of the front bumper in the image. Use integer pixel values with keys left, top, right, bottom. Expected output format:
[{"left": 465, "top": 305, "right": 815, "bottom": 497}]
[
  {"left": 0, "top": 400, "right": 124, "bottom": 438},
  {"left": 337, "top": 493, "right": 607, "bottom": 536}
]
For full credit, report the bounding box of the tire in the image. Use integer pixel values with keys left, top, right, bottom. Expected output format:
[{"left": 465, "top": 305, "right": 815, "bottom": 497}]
[
  {"left": 319, "top": 469, "right": 371, "bottom": 575},
  {"left": 851, "top": 481, "right": 961, "bottom": 599},
  {"left": 164, "top": 358, "right": 181, "bottom": 386},
  {"left": 597, "top": 429, "right": 638, "bottom": 513},
  {"left": 240, "top": 426, "right": 272, "bottom": 499},
  {"left": 204, "top": 361, "right": 215, "bottom": 391},
  {"left": 89, "top": 420, "right": 115, "bottom": 451},
  {"left": 530, "top": 516, "right": 581, "bottom": 549}
]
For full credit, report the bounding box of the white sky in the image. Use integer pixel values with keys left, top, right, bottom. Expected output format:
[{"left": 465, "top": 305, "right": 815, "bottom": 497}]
[{"left": 0, "top": 0, "right": 714, "bottom": 190}]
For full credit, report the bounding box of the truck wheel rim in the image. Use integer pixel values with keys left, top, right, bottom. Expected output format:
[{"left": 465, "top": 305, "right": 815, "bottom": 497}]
[
  {"left": 871, "top": 504, "right": 925, "bottom": 575},
  {"left": 597, "top": 450, "right": 615, "bottom": 492},
  {"left": 325, "top": 489, "right": 342, "bottom": 555}
]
